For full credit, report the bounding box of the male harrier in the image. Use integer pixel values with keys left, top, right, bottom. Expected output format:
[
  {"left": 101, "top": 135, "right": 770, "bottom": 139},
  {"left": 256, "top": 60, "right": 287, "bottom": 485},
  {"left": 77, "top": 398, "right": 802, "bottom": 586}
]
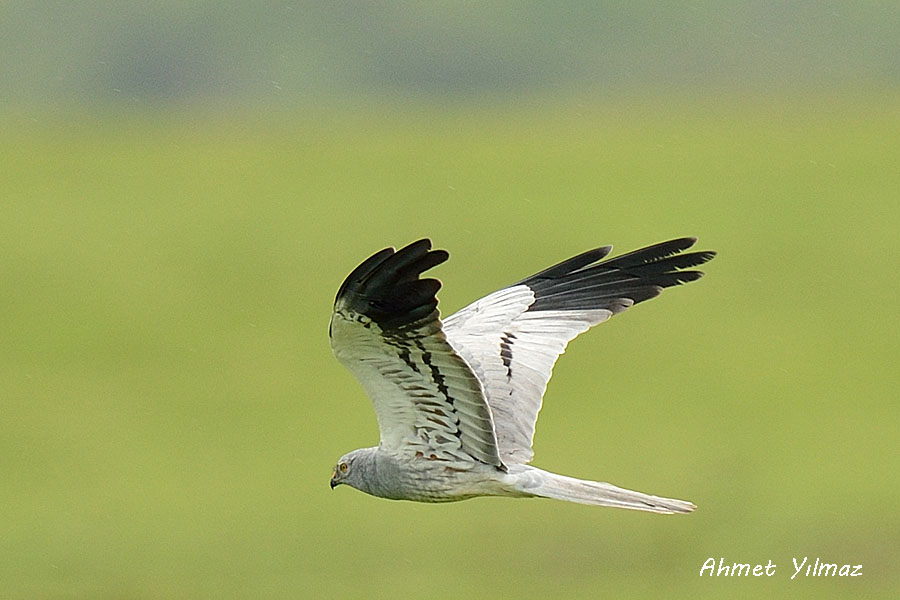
[{"left": 329, "top": 238, "right": 714, "bottom": 513}]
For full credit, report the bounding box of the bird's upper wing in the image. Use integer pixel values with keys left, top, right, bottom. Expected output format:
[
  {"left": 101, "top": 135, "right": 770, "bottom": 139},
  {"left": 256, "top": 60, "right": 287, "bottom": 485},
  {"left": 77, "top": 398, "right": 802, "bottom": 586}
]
[
  {"left": 329, "top": 239, "right": 504, "bottom": 469},
  {"left": 443, "top": 237, "right": 716, "bottom": 465}
]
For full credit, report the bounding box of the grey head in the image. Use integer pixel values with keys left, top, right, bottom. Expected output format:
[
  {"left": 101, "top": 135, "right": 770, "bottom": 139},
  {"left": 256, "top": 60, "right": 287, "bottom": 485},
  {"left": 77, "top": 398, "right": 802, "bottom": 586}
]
[
  {"left": 330, "top": 447, "right": 409, "bottom": 500},
  {"left": 330, "top": 447, "right": 370, "bottom": 490},
  {"left": 330, "top": 447, "right": 378, "bottom": 494}
]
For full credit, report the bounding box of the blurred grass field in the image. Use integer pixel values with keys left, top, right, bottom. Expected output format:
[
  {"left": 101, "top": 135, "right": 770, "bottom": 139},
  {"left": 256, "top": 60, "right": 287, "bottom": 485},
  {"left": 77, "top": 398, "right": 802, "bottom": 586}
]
[{"left": 2, "top": 92, "right": 899, "bottom": 599}]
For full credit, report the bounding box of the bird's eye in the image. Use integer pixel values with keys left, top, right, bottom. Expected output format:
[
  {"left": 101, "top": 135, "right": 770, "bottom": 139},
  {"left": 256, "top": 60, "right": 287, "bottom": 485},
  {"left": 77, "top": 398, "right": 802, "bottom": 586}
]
[{"left": 339, "top": 462, "right": 349, "bottom": 473}]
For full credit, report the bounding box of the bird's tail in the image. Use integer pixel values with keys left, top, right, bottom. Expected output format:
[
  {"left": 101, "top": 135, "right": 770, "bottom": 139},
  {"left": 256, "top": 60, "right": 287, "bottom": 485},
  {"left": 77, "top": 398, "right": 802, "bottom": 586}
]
[{"left": 511, "top": 467, "right": 695, "bottom": 514}]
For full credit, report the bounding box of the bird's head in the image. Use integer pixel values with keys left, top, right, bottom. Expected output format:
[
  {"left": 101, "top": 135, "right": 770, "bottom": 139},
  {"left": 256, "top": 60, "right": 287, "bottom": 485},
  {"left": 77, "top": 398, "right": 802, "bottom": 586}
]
[{"left": 330, "top": 449, "right": 370, "bottom": 491}]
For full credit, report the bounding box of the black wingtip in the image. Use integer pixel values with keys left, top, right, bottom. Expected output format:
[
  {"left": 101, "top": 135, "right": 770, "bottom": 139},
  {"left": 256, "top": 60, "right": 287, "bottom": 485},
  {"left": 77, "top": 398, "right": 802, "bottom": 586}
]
[
  {"left": 519, "top": 245, "right": 613, "bottom": 282},
  {"left": 334, "top": 239, "right": 450, "bottom": 330},
  {"left": 521, "top": 237, "right": 715, "bottom": 312}
]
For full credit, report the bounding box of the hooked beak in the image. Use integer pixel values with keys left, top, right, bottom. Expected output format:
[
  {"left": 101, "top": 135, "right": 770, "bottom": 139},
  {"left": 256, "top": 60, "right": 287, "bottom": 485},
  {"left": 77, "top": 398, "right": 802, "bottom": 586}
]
[{"left": 330, "top": 470, "right": 339, "bottom": 489}]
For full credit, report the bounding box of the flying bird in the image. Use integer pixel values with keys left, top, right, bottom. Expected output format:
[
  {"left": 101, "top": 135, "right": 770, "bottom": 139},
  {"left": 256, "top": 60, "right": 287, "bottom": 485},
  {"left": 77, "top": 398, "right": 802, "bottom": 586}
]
[{"left": 328, "top": 238, "right": 715, "bottom": 513}]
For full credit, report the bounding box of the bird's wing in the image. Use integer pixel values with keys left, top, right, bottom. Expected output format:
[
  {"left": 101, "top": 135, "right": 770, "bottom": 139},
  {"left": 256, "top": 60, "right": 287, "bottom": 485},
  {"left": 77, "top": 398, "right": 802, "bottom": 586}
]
[
  {"left": 329, "top": 239, "right": 504, "bottom": 469},
  {"left": 443, "top": 237, "right": 715, "bottom": 465}
]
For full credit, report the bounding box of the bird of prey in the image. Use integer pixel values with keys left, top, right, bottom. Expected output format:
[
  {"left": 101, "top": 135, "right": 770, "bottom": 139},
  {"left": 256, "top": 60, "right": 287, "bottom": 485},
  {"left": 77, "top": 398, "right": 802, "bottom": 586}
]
[{"left": 329, "top": 238, "right": 714, "bottom": 513}]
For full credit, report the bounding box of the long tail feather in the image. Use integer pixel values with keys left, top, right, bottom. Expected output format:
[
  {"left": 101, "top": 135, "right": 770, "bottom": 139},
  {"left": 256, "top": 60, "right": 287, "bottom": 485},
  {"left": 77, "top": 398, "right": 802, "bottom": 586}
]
[{"left": 513, "top": 467, "right": 696, "bottom": 514}]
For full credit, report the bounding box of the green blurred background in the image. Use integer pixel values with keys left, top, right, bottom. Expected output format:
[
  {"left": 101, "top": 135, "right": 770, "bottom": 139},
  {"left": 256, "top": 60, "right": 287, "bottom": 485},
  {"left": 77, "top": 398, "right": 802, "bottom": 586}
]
[{"left": 3, "top": 3, "right": 898, "bottom": 599}]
